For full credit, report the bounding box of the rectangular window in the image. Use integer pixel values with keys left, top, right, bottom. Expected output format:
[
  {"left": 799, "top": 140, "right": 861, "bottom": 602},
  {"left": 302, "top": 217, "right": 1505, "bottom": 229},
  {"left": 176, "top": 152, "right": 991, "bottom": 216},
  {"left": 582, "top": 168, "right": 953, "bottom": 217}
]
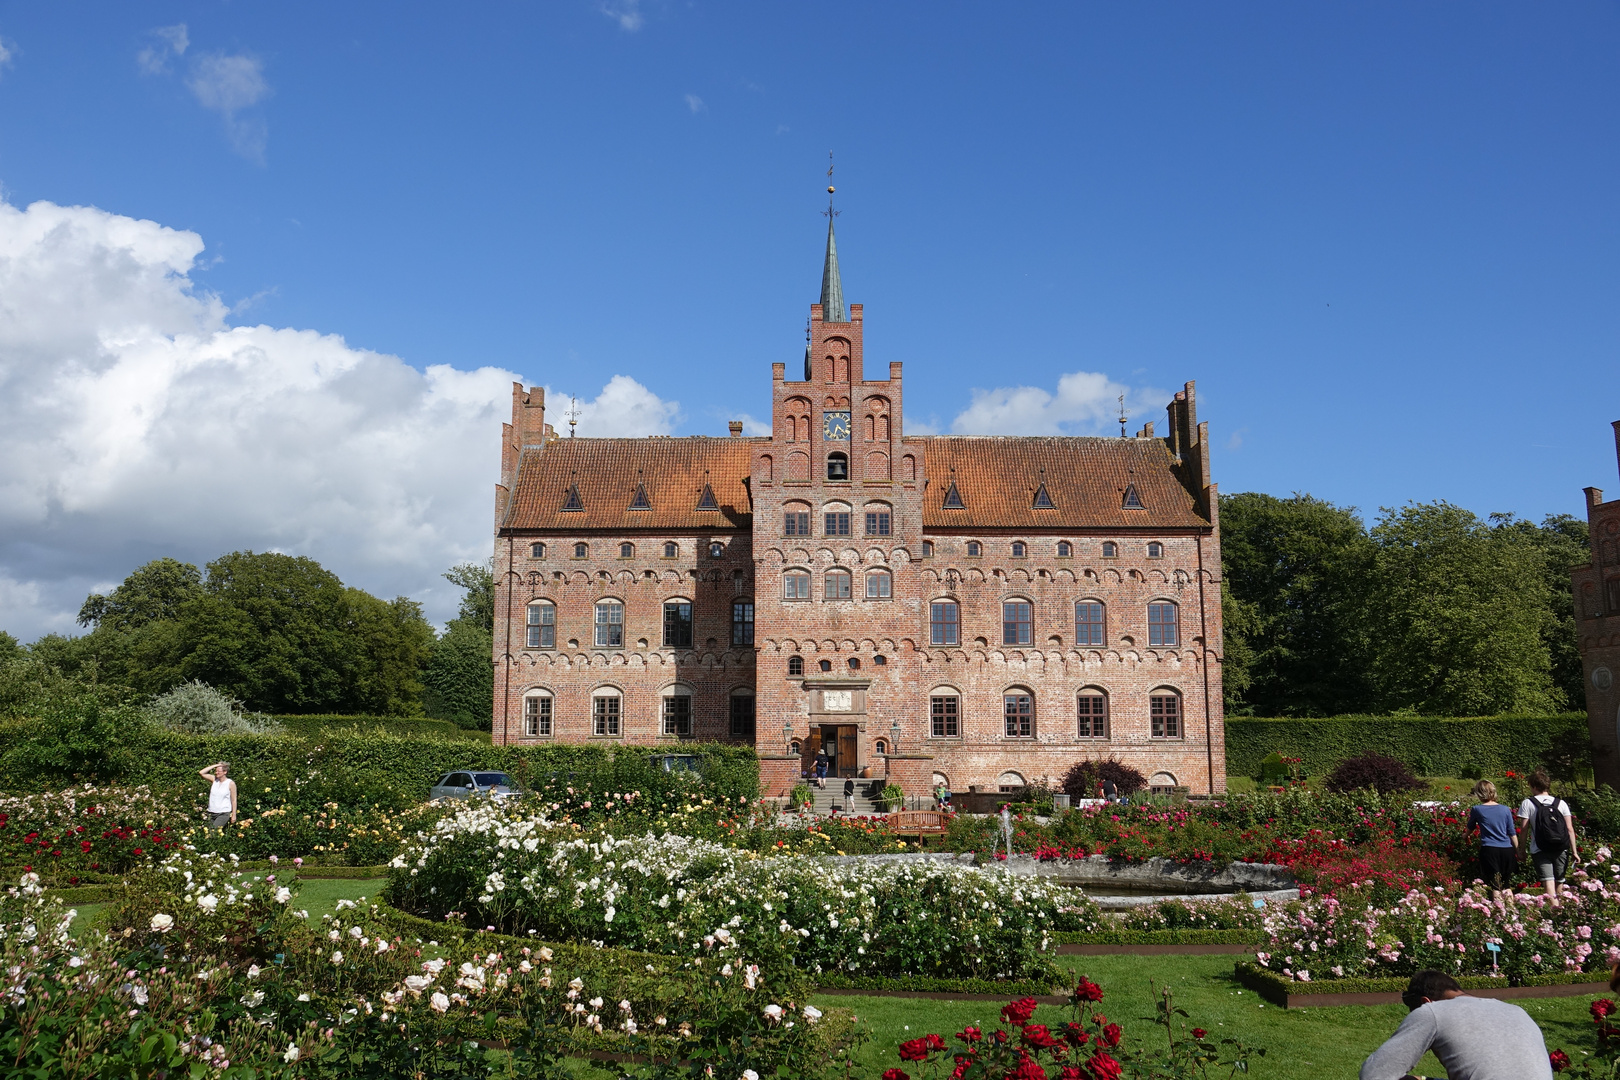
[
  {"left": 1151, "top": 694, "right": 1181, "bottom": 738},
  {"left": 662, "top": 696, "right": 691, "bottom": 737},
  {"left": 729, "top": 695, "right": 756, "bottom": 737},
  {"left": 593, "top": 696, "right": 621, "bottom": 736},
  {"left": 1148, "top": 603, "right": 1179, "bottom": 646},
  {"left": 1003, "top": 601, "right": 1033, "bottom": 646},
  {"left": 523, "top": 696, "right": 552, "bottom": 737},
  {"left": 865, "top": 573, "right": 891, "bottom": 599},
  {"left": 865, "top": 511, "right": 891, "bottom": 536},
  {"left": 662, "top": 601, "right": 692, "bottom": 648},
  {"left": 930, "top": 695, "right": 959, "bottom": 738},
  {"left": 595, "top": 602, "right": 624, "bottom": 648},
  {"left": 930, "top": 602, "right": 959, "bottom": 645},
  {"left": 732, "top": 601, "right": 754, "bottom": 645},
  {"left": 1077, "top": 695, "right": 1106, "bottom": 738},
  {"left": 784, "top": 573, "right": 811, "bottom": 600},
  {"left": 784, "top": 512, "right": 810, "bottom": 536},
  {"left": 825, "top": 512, "right": 851, "bottom": 536},
  {"left": 526, "top": 605, "right": 555, "bottom": 649},
  {"left": 1075, "top": 602, "right": 1105, "bottom": 647},
  {"left": 826, "top": 571, "right": 852, "bottom": 599},
  {"left": 1004, "top": 694, "right": 1034, "bottom": 738}
]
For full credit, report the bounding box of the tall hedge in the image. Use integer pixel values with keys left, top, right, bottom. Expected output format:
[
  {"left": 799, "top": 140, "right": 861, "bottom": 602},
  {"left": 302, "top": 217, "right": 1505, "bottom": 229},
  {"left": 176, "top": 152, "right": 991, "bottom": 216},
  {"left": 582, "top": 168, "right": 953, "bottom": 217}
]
[{"left": 1225, "top": 714, "right": 1590, "bottom": 781}]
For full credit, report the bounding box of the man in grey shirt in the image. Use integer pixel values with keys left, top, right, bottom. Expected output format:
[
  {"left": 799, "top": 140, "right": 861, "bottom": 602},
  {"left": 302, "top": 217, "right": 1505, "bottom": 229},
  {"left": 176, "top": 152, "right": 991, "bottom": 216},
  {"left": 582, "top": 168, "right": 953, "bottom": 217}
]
[{"left": 1361, "top": 970, "right": 1553, "bottom": 1080}]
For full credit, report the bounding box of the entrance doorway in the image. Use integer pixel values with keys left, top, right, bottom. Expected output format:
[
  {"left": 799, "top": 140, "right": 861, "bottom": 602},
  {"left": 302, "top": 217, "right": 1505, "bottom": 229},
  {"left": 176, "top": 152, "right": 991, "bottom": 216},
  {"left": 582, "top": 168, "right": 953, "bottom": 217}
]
[{"left": 818, "top": 724, "right": 860, "bottom": 778}]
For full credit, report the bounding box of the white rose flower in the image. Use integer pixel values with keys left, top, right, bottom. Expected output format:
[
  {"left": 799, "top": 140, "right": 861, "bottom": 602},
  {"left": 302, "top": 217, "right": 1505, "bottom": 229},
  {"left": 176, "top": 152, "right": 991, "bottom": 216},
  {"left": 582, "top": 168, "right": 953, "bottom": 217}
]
[
  {"left": 149, "top": 913, "right": 175, "bottom": 933},
  {"left": 375, "top": 939, "right": 390, "bottom": 953},
  {"left": 539, "top": 947, "right": 554, "bottom": 961},
  {"left": 196, "top": 894, "right": 219, "bottom": 913},
  {"left": 132, "top": 984, "right": 149, "bottom": 1006},
  {"left": 430, "top": 992, "right": 451, "bottom": 1013},
  {"left": 274, "top": 888, "right": 292, "bottom": 904},
  {"left": 331, "top": 950, "right": 344, "bottom": 964},
  {"left": 283, "top": 1045, "right": 301, "bottom": 1063},
  {"left": 762, "top": 1004, "right": 784, "bottom": 1022},
  {"left": 348, "top": 925, "right": 364, "bottom": 940},
  {"left": 803, "top": 1005, "right": 822, "bottom": 1023},
  {"left": 743, "top": 1071, "right": 760, "bottom": 1080},
  {"left": 404, "top": 975, "right": 432, "bottom": 994}
]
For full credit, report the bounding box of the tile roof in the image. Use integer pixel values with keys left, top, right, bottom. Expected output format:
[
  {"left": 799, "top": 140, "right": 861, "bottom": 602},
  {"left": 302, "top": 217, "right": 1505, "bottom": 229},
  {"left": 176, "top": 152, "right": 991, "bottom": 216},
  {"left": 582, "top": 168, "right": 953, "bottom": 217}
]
[
  {"left": 920, "top": 437, "right": 1209, "bottom": 531},
  {"left": 504, "top": 438, "right": 757, "bottom": 532}
]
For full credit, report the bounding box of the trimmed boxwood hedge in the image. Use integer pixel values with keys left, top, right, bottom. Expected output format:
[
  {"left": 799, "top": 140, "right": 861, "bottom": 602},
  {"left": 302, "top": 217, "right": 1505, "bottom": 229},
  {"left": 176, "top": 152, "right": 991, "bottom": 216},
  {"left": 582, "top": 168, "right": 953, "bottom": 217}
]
[
  {"left": 274, "top": 715, "right": 488, "bottom": 741},
  {"left": 1225, "top": 714, "right": 1590, "bottom": 780},
  {"left": 1053, "top": 929, "right": 1260, "bottom": 946},
  {"left": 1234, "top": 961, "right": 1610, "bottom": 1004},
  {"left": 813, "top": 973, "right": 1067, "bottom": 996}
]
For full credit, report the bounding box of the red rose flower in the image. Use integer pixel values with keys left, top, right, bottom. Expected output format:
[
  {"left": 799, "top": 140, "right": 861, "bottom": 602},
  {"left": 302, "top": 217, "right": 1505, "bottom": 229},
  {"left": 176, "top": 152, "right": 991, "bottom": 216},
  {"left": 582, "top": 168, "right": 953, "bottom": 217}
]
[
  {"left": 1001, "top": 997, "right": 1039, "bottom": 1026},
  {"left": 1021, "top": 1024, "right": 1062, "bottom": 1050},
  {"left": 1594, "top": 1000, "right": 1616, "bottom": 1021},
  {"left": 957, "top": 1026, "right": 983, "bottom": 1043},
  {"left": 926, "top": 1034, "right": 946, "bottom": 1053},
  {"left": 883, "top": 1070, "right": 910, "bottom": 1080},
  {"left": 1007, "top": 1053, "right": 1049, "bottom": 1080},
  {"left": 1191, "top": 1028, "right": 1208, "bottom": 1040},
  {"left": 899, "top": 1038, "right": 933, "bottom": 1062},
  {"left": 1085, "top": 1051, "right": 1124, "bottom": 1080},
  {"left": 1550, "top": 1049, "right": 1572, "bottom": 1071},
  {"left": 1060, "top": 1069, "right": 1084, "bottom": 1080},
  {"left": 949, "top": 1058, "right": 971, "bottom": 1080},
  {"left": 995, "top": 1029, "right": 1010, "bottom": 1045},
  {"left": 1099, "top": 1024, "right": 1122, "bottom": 1049},
  {"left": 1073, "top": 977, "right": 1105, "bottom": 1003},
  {"left": 1062, "top": 1022, "right": 1090, "bottom": 1048}
]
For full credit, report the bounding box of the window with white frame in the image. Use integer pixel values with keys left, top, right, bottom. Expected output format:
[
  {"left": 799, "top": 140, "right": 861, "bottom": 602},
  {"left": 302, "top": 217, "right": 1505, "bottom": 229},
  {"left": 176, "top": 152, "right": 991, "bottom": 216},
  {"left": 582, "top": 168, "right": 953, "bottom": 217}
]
[
  {"left": 865, "top": 569, "right": 892, "bottom": 599},
  {"left": 1077, "top": 690, "right": 1108, "bottom": 738},
  {"left": 526, "top": 601, "right": 556, "bottom": 649},
  {"left": 531, "top": 542, "right": 547, "bottom": 558},
  {"left": 620, "top": 542, "right": 635, "bottom": 558},
  {"left": 592, "top": 690, "right": 622, "bottom": 736},
  {"left": 1056, "top": 541, "right": 1072, "bottom": 557},
  {"left": 661, "top": 687, "right": 692, "bottom": 737},
  {"left": 574, "top": 542, "right": 588, "bottom": 558},
  {"left": 663, "top": 541, "right": 678, "bottom": 558},
  {"left": 595, "top": 600, "right": 624, "bottom": 648},
  {"left": 523, "top": 691, "right": 553, "bottom": 737}
]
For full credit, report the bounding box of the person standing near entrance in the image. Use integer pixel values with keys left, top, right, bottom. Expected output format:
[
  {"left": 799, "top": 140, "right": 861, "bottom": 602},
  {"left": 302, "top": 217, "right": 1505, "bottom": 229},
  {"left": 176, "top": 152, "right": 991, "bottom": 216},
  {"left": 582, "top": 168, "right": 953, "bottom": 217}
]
[
  {"left": 1517, "top": 769, "right": 1577, "bottom": 905},
  {"left": 199, "top": 761, "right": 237, "bottom": 829}
]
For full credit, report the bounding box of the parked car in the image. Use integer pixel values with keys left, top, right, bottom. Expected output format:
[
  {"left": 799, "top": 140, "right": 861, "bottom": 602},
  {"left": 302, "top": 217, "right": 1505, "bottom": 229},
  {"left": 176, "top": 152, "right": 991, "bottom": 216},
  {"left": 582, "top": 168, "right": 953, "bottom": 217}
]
[{"left": 430, "top": 770, "right": 522, "bottom": 802}]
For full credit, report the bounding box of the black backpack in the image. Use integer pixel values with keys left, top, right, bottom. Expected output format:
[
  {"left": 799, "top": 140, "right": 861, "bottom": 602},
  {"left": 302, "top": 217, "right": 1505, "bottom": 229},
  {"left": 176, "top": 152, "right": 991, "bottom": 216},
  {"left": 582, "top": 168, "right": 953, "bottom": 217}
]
[{"left": 1530, "top": 794, "right": 1569, "bottom": 852}]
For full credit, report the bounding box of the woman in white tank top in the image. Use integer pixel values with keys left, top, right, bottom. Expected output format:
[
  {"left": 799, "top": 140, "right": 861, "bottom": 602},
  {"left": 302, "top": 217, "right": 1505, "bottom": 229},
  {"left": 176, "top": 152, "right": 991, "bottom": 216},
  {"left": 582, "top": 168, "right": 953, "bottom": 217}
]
[{"left": 198, "top": 761, "right": 237, "bottom": 829}]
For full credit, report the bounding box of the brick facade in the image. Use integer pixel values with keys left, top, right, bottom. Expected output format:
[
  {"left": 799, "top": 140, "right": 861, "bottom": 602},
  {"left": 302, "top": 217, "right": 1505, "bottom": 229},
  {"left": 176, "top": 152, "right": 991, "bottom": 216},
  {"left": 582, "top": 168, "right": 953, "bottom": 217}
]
[
  {"left": 491, "top": 231, "right": 1227, "bottom": 797},
  {"left": 1575, "top": 421, "right": 1620, "bottom": 787}
]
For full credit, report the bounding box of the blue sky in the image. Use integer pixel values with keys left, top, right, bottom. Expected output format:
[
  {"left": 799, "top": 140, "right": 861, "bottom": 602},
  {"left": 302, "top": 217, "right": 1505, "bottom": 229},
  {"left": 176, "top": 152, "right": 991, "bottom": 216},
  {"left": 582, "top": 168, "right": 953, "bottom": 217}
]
[{"left": 1, "top": 2, "right": 1618, "bottom": 638}]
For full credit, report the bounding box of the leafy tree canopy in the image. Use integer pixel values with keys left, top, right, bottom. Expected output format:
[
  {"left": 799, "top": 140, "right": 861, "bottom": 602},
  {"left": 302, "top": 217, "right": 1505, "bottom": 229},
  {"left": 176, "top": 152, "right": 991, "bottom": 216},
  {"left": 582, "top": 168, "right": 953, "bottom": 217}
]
[
  {"left": 443, "top": 560, "right": 495, "bottom": 633},
  {"left": 76, "top": 557, "right": 202, "bottom": 630}
]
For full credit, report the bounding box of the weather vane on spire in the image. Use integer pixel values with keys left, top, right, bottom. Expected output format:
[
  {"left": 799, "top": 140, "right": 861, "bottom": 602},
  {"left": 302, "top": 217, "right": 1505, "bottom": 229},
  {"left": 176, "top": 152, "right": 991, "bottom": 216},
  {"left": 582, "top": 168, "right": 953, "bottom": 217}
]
[
  {"left": 567, "top": 396, "right": 580, "bottom": 438},
  {"left": 823, "top": 151, "right": 839, "bottom": 220},
  {"left": 1117, "top": 393, "right": 1128, "bottom": 437}
]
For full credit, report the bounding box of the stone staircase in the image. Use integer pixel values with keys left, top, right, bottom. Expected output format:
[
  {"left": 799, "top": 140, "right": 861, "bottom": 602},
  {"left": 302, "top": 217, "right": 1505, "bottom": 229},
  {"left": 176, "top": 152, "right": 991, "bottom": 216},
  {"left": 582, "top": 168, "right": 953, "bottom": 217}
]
[{"left": 805, "top": 778, "right": 888, "bottom": 816}]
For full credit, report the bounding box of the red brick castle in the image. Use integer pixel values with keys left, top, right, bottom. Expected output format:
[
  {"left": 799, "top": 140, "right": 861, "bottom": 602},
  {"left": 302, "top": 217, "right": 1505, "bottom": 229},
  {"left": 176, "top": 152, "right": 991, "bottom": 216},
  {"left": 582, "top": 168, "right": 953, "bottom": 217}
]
[{"left": 491, "top": 210, "right": 1227, "bottom": 797}]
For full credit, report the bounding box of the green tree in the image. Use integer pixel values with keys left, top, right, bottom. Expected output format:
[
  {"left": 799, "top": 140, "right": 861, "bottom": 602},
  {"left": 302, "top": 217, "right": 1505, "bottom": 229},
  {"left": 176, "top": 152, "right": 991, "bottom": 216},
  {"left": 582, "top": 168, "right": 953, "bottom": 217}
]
[
  {"left": 422, "top": 560, "right": 495, "bottom": 729},
  {"left": 443, "top": 560, "right": 495, "bottom": 632},
  {"left": 1365, "top": 501, "right": 1560, "bottom": 715},
  {"left": 1219, "top": 492, "right": 1376, "bottom": 716},
  {"left": 345, "top": 590, "right": 436, "bottom": 715},
  {"left": 1488, "top": 512, "right": 1589, "bottom": 711},
  {"left": 76, "top": 557, "right": 202, "bottom": 631},
  {"left": 0, "top": 631, "right": 21, "bottom": 664}
]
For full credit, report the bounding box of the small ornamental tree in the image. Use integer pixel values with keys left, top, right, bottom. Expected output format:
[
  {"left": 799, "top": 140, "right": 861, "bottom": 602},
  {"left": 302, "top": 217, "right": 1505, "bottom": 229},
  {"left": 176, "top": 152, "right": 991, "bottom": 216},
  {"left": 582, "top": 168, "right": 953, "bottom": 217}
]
[
  {"left": 1061, "top": 757, "right": 1148, "bottom": 801},
  {"left": 1323, "top": 752, "right": 1425, "bottom": 795}
]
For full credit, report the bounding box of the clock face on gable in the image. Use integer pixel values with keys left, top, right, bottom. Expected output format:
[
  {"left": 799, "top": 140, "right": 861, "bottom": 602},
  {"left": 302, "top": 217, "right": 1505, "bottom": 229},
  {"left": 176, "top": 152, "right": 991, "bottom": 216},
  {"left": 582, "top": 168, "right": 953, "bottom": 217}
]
[{"left": 823, "top": 411, "right": 851, "bottom": 441}]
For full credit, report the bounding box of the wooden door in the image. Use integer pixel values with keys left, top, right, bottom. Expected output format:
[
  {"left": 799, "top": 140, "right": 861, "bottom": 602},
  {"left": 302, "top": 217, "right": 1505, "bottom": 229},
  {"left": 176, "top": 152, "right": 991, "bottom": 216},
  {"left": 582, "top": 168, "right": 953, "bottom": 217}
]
[{"left": 838, "top": 727, "right": 858, "bottom": 777}]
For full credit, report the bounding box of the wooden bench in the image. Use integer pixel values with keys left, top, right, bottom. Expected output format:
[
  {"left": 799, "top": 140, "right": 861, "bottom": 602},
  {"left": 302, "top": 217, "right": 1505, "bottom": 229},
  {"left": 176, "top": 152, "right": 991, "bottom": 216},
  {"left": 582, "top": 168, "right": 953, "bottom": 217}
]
[{"left": 887, "top": 810, "right": 950, "bottom": 842}]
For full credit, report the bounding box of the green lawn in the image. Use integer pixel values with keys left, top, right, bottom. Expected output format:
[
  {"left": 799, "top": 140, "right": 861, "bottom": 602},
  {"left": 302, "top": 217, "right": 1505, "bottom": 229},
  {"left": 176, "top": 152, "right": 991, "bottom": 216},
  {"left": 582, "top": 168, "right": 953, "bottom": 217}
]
[
  {"left": 293, "top": 876, "right": 389, "bottom": 924},
  {"left": 810, "top": 955, "right": 1605, "bottom": 1079}
]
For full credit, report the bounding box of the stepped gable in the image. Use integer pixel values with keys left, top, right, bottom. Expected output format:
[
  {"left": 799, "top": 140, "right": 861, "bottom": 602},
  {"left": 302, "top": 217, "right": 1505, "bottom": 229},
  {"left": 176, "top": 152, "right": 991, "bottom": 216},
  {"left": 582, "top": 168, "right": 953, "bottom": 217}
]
[
  {"left": 919, "top": 436, "right": 1208, "bottom": 531},
  {"left": 505, "top": 437, "right": 756, "bottom": 531}
]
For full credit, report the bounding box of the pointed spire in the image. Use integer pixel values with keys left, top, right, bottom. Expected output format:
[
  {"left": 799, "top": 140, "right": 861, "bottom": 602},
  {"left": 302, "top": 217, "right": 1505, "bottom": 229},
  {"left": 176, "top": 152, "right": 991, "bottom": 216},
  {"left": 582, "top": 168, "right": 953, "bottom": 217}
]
[
  {"left": 819, "top": 215, "right": 846, "bottom": 323},
  {"left": 1121, "top": 483, "right": 1144, "bottom": 510}
]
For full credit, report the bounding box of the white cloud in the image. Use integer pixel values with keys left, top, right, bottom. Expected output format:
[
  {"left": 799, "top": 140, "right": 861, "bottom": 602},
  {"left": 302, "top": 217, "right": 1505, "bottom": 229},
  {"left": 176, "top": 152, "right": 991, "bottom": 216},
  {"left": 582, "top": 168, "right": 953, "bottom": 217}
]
[
  {"left": 544, "top": 375, "right": 680, "bottom": 437},
  {"left": 186, "top": 52, "right": 270, "bottom": 162},
  {"left": 949, "top": 370, "right": 1169, "bottom": 436},
  {"left": 0, "top": 35, "right": 15, "bottom": 76},
  {"left": 734, "top": 414, "right": 772, "bottom": 437},
  {"left": 137, "top": 24, "right": 188, "bottom": 76},
  {"left": 599, "top": 0, "right": 643, "bottom": 31},
  {"left": 0, "top": 197, "right": 678, "bottom": 642},
  {"left": 684, "top": 93, "right": 705, "bottom": 114}
]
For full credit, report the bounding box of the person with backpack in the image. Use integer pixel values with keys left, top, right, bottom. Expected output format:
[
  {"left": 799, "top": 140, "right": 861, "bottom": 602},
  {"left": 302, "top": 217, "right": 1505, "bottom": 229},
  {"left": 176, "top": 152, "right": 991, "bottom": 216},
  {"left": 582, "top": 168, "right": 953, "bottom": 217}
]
[{"left": 1516, "top": 768, "right": 1578, "bottom": 905}]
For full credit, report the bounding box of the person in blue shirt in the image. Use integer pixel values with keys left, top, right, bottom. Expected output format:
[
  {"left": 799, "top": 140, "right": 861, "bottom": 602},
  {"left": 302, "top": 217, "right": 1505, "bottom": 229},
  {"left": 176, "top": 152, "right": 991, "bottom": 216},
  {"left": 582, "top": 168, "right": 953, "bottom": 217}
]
[{"left": 1467, "top": 779, "right": 1519, "bottom": 890}]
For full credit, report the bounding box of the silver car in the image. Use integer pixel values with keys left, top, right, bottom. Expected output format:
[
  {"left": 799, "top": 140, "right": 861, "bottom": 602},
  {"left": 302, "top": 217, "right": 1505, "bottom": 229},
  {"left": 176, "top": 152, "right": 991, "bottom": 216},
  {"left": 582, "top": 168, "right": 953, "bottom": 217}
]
[{"left": 429, "top": 770, "right": 521, "bottom": 802}]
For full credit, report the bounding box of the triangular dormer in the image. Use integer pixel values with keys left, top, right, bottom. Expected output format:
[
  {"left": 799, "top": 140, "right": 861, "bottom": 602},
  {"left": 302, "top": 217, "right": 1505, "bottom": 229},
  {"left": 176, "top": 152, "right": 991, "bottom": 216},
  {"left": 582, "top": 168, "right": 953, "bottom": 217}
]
[
  {"left": 561, "top": 484, "right": 584, "bottom": 512},
  {"left": 942, "top": 480, "right": 965, "bottom": 509},
  {"left": 629, "top": 483, "right": 651, "bottom": 511},
  {"left": 1032, "top": 483, "right": 1055, "bottom": 510},
  {"left": 696, "top": 483, "right": 719, "bottom": 511},
  {"left": 1121, "top": 483, "right": 1144, "bottom": 510}
]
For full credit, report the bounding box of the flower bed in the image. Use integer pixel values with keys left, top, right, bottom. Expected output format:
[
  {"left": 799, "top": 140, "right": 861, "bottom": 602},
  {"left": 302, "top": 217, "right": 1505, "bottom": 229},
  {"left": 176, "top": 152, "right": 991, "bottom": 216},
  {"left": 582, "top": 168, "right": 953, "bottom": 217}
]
[{"left": 0, "top": 785, "right": 186, "bottom": 879}]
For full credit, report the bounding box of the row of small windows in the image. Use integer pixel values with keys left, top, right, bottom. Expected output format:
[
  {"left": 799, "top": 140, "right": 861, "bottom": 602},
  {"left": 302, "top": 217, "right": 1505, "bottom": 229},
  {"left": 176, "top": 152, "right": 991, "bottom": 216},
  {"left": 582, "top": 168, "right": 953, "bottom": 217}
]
[
  {"left": 781, "top": 568, "right": 894, "bottom": 600},
  {"left": 926, "top": 599, "right": 1179, "bottom": 647},
  {"left": 921, "top": 540, "right": 1163, "bottom": 559},
  {"left": 924, "top": 689, "right": 1183, "bottom": 740},
  {"left": 521, "top": 687, "right": 756, "bottom": 738},
  {"left": 530, "top": 541, "right": 730, "bottom": 560},
  {"left": 785, "top": 655, "right": 888, "bottom": 676},
  {"left": 526, "top": 600, "right": 754, "bottom": 649}
]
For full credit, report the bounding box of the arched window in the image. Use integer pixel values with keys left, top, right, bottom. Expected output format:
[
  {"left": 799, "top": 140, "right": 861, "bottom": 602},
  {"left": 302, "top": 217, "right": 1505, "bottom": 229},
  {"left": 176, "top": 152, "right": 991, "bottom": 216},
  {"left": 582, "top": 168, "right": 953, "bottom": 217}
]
[
  {"left": 865, "top": 569, "right": 892, "bottom": 599},
  {"left": 819, "top": 659, "right": 833, "bottom": 672},
  {"left": 1056, "top": 541, "right": 1072, "bottom": 558},
  {"left": 783, "top": 570, "right": 811, "bottom": 600},
  {"left": 874, "top": 738, "right": 888, "bottom": 756},
  {"left": 1004, "top": 690, "right": 1034, "bottom": 738},
  {"left": 998, "top": 770, "right": 1027, "bottom": 792},
  {"left": 594, "top": 600, "right": 624, "bottom": 648},
  {"left": 663, "top": 541, "right": 678, "bottom": 558},
  {"left": 922, "top": 540, "right": 934, "bottom": 558},
  {"left": 661, "top": 685, "right": 693, "bottom": 737},
  {"left": 827, "top": 452, "right": 849, "bottom": 481},
  {"left": 1101, "top": 541, "right": 1118, "bottom": 558},
  {"left": 620, "top": 542, "right": 635, "bottom": 558},
  {"left": 825, "top": 569, "right": 852, "bottom": 599},
  {"left": 790, "top": 739, "right": 803, "bottom": 756},
  {"left": 662, "top": 599, "right": 692, "bottom": 648},
  {"left": 731, "top": 599, "right": 754, "bottom": 645},
  {"left": 823, "top": 502, "right": 852, "bottom": 536},
  {"left": 525, "top": 601, "right": 556, "bottom": 650},
  {"left": 1011, "top": 541, "right": 1027, "bottom": 558},
  {"left": 592, "top": 689, "right": 622, "bottom": 736},
  {"left": 1077, "top": 689, "right": 1108, "bottom": 738},
  {"left": 1151, "top": 690, "right": 1182, "bottom": 738},
  {"left": 1148, "top": 602, "right": 1179, "bottom": 646},
  {"left": 574, "top": 542, "right": 589, "bottom": 558},
  {"left": 966, "top": 541, "right": 982, "bottom": 557},
  {"left": 531, "top": 542, "right": 547, "bottom": 558},
  {"left": 709, "top": 541, "right": 724, "bottom": 558},
  {"left": 1075, "top": 601, "right": 1106, "bottom": 646},
  {"left": 930, "top": 688, "right": 960, "bottom": 737},
  {"left": 1147, "top": 542, "right": 1164, "bottom": 558},
  {"left": 522, "top": 690, "right": 553, "bottom": 737},
  {"left": 729, "top": 689, "right": 756, "bottom": 737},
  {"left": 930, "top": 600, "right": 959, "bottom": 645},
  {"left": 788, "top": 655, "right": 804, "bottom": 676},
  {"left": 1002, "top": 599, "right": 1033, "bottom": 645},
  {"left": 874, "top": 654, "right": 886, "bottom": 665}
]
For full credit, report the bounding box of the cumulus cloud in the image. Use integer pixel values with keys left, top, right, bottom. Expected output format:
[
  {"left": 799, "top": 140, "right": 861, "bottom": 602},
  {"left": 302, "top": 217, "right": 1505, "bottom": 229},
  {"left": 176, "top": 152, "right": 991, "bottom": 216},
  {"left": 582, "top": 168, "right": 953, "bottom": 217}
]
[
  {"left": 599, "top": 0, "right": 643, "bottom": 31},
  {"left": 0, "top": 197, "right": 678, "bottom": 642},
  {"left": 137, "top": 24, "right": 188, "bottom": 76},
  {"left": 949, "top": 370, "right": 1168, "bottom": 436},
  {"left": 544, "top": 375, "right": 680, "bottom": 437},
  {"left": 185, "top": 52, "right": 270, "bottom": 162},
  {"left": 0, "top": 34, "right": 15, "bottom": 76},
  {"left": 684, "top": 93, "right": 705, "bottom": 114}
]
